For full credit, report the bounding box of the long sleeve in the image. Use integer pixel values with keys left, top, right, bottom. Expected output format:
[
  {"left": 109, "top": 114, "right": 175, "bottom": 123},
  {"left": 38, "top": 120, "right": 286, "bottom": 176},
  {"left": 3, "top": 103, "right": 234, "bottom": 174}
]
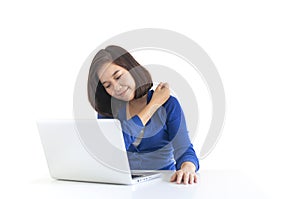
[
  {"left": 164, "top": 97, "right": 200, "bottom": 171},
  {"left": 97, "top": 91, "right": 200, "bottom": 171}
]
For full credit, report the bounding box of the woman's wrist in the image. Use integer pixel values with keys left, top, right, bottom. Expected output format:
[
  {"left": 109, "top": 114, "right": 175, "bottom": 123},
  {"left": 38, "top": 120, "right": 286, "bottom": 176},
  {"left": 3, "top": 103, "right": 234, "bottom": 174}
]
[
  {"left": 180, "top": 161, "right": 196, "bottom": 172},
  {"left": 137, "top": 102, "right": 161, "bottom": 126},
  {"left": 147, "top": 101, "right": 161, "bottom": 114}
]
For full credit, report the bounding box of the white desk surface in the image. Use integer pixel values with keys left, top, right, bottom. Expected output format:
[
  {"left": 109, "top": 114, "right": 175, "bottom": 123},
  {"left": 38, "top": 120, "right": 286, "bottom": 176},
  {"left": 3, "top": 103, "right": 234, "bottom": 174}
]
[{"left": 25, "top": 170, "right": 268, "bottom": 199}]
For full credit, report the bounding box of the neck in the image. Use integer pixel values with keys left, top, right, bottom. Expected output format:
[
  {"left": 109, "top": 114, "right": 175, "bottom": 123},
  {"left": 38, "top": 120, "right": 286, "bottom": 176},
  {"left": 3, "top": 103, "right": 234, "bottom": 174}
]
[{"left": 129, "top": 93, "right": 148, "bottom": 106}]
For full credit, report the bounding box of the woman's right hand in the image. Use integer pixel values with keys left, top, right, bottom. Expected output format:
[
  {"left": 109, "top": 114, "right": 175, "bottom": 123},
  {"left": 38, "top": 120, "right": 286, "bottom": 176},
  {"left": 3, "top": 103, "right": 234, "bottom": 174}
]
[
  {"left": 136, "top": 82, "right": 170, "bottom": 126},
  {"left": 151, "top": 82, "right": 170, "bottom": 106}
]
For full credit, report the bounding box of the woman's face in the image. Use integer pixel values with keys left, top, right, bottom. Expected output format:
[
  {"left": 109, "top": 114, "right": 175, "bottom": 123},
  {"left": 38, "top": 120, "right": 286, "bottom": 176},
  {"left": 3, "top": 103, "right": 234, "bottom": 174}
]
[{"left": 97, "top": 63, "right": 136, "bottom": 101}]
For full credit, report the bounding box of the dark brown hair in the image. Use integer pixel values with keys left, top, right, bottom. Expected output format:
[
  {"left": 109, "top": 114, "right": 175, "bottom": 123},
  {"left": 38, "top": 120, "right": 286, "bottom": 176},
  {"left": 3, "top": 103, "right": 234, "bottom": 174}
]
[{"left": 87, "top": 45, "right": 153, "bottom": 117}]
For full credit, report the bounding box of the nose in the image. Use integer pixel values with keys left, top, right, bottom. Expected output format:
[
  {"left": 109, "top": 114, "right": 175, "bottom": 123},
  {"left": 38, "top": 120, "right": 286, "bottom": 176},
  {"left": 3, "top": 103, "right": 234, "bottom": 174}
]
[{"left": 114, "top": 83, "right": 122, "bottom": 92}]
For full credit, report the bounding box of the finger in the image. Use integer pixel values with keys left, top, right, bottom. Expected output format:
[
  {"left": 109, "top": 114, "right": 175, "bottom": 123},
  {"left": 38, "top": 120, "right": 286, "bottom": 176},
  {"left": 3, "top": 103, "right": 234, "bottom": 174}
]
[
  {"left": 170, "top": 173, "right": 177, "bottom": 182},
  {"left": 155, "top": 83, "right": 163, "bottom": 91},
  {"left": 189, "top": 174, "right": 194, "bottom": 184},
  {"left": 194, "top": 174, "right": 198, "bottom": 183},
  {"left": 163, "top": 82, "right": 169, "bottom": 88},
  {"left": 176, "top": 171, "right": 183, "bottom": 184},
  {"left": 183, "top": 173, "right": 189, "bottom": 185},
  {"left": 157, "top": 82, "right": 163, "bottom": 88},
  {"left": 160, "top": 82, "right": 168, "bottom": 89}
]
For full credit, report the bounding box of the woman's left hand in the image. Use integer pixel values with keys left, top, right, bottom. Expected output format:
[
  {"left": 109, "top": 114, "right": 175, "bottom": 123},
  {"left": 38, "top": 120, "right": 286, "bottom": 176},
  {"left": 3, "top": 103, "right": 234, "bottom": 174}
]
[{"left": 170, "top": 162, "right": 198, "bottom": 184}]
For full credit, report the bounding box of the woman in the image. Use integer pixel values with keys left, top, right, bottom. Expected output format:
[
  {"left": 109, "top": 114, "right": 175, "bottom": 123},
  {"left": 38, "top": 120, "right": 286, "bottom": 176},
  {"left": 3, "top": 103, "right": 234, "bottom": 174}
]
[{"left": 87, "top": 45, "right": 199, "bottom": 184}]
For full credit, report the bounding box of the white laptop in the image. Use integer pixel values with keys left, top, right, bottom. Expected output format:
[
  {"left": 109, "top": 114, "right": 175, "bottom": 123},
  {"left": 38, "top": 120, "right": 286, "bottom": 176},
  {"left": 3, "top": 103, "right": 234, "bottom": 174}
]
[{"left": 37, "top": 119, "right": 161, "bottom": 185}]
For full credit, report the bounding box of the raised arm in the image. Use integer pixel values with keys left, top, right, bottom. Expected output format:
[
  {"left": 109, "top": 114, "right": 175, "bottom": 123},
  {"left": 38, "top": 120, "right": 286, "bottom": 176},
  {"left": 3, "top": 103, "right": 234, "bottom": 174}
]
[
  {"left": 122, "top": 83, "right": 170, "bottom": 149},
  {"left": 137, "top": 82, "right": 170, "bottom": 126},
  {"left": 100, "top": 83, "right": 171, "bottom": 149}
]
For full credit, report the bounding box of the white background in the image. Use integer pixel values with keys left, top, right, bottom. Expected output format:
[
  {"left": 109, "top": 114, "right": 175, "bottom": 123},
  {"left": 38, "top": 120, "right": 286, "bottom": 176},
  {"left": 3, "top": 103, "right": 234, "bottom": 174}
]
[{"left": 0, "top": 1, "right": 299, "bottom": 199}]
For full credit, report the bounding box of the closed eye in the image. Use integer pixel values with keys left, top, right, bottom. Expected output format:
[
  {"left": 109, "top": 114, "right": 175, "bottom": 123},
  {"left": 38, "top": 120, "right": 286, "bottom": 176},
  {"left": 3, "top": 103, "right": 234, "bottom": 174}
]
[{"left": 115, "top": 75, "right": 122, "bottom": 80}]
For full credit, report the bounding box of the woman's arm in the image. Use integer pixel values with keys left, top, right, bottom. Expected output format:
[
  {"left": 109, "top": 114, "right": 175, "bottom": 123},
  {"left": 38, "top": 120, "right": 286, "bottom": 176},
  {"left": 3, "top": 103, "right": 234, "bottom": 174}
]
[
  {"left": 165, "top": 97, "right": 199, "bottom": 170},
  {"left": 164, "top": 96, "right": 199, "bottom": 184},
  {"left": 121, "top": 83, "right": 170, "bottom": 149},
  {"left": 137, "top": 82, "right": 170, "bottom": 126},
  {"left": 99, "top": 83, "right": 170, "bottom": 150}
]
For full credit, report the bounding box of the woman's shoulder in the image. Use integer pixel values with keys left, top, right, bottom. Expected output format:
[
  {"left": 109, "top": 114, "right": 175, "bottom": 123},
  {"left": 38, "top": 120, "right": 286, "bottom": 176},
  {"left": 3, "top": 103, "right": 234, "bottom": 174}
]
[
  {"left": 165, "top": 95, "right": 182, "bottom": 112},
  {"left": 148, "top": 89, "right": 181, "bottom": 109}
]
